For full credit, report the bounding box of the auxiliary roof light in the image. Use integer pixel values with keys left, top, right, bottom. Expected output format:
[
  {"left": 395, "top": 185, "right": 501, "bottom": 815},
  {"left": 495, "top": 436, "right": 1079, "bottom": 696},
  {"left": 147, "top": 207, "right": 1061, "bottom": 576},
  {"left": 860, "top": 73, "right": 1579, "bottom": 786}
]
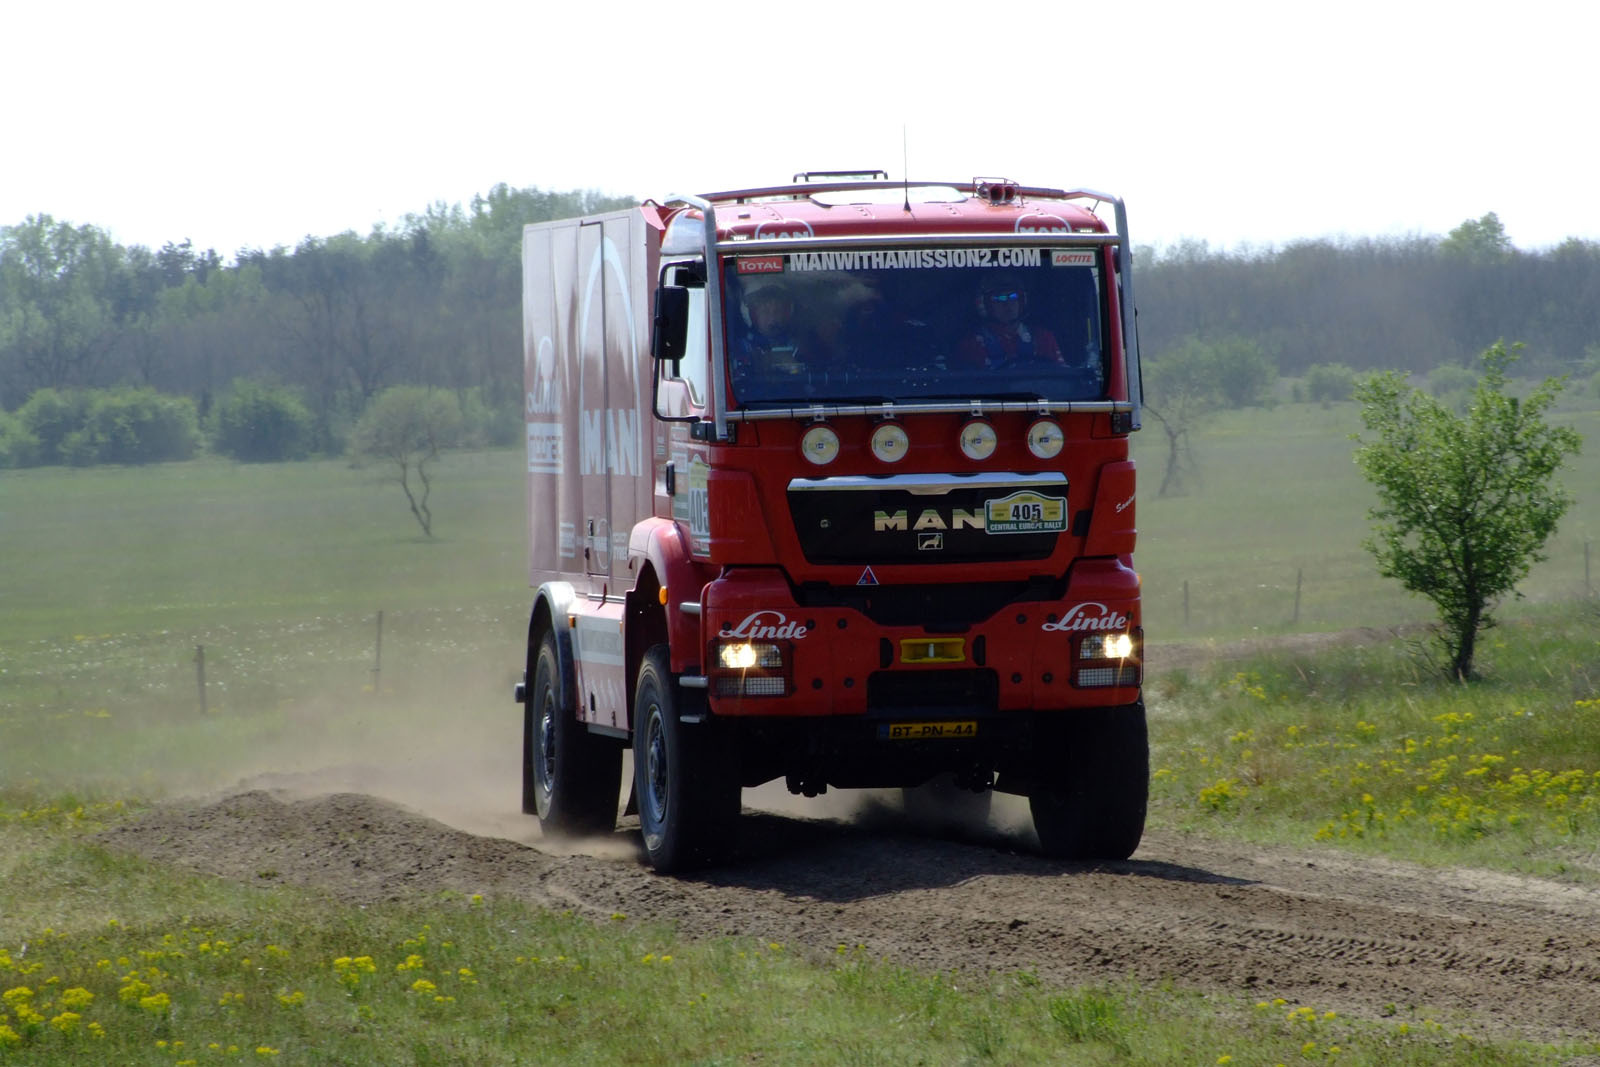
[
  {"left": 800, "top": 424, "right": 840, "bottom": 465},
  {"left": 959, "top": 419, "right": 997, "bottom": 461},
  {"left": 1027, "top": 418, "right": 1064, "bottom": 460},
  {"left": 870, "top": 422, "right": 909, "bottom": 463}
]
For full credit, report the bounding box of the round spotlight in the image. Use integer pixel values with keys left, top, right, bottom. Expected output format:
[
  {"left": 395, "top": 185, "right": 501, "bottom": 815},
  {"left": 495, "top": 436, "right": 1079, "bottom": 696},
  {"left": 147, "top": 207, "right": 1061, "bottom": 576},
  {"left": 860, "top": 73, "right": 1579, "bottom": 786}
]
[
  {"left": 959, "top": 419, "right": 997, "bottom": 461},
  {"left": 870, "top": 422, "right": 909, "bottom": 463},
  {"left": 1027, "top": 418, "right": 1064, "bottom": 460},
  {"left": 800, "top": 424, "right": 840, "bottom": 465}
]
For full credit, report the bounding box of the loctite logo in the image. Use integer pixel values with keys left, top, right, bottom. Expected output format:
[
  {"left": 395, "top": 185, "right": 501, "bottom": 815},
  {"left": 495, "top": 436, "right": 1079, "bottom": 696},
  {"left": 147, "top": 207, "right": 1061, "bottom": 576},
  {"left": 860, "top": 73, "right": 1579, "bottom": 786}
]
[
  {"left": 1041, "top": 602, "right": 1130, "bottom": 632},
  {"left": 725, "top": 611, "right": 809, "bottom": 640}
]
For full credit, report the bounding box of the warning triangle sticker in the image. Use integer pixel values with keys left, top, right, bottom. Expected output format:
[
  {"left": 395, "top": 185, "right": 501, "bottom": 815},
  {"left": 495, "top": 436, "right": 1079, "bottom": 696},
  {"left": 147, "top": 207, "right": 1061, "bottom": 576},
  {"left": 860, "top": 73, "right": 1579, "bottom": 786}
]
[{"left": 856, "top": 566, "right": 879, "bottom": 586}]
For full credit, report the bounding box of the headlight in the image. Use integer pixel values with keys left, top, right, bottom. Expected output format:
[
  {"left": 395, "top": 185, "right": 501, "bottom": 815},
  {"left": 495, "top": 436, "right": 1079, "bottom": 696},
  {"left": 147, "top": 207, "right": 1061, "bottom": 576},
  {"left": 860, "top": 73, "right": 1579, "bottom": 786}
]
[
  {"left": 716, "top": 642, "right": 783, "bottom": 669},
  {"left": 1027, "top": 418, "right": 1063, "bottom": 460},
  {"left": 959, "top": 419, "right": 997, "bottom": 461},
  {"left": 1079, "top": 632, "right": 1136, "bottom": 660},
  {"left": 870, "top": 422, "right": 908, "bottom": 463},
  {"left": 800, "top": 424, "right": 839, "bottom": 465}
]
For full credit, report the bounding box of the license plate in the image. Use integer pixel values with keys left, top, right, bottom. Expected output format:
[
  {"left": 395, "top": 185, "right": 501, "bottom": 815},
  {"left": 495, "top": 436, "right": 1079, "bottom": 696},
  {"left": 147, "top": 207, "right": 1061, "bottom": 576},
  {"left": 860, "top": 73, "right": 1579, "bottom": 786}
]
[{"left": 880, "top": 721, "right": 978, "bottom": 740}]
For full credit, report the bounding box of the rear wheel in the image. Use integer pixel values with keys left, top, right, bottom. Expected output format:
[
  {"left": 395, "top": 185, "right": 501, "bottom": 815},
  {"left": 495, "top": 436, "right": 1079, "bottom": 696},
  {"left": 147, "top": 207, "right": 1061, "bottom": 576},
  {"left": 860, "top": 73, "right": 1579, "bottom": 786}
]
[
  {"left": 634, "top": 645, "right": 740, "bottom": 872},
  {"left": 1029, "top": 701, "right": 1148, "bottom": 861},
  {"left": 523, "top": 629, "right": 621, "bottom": 837}
]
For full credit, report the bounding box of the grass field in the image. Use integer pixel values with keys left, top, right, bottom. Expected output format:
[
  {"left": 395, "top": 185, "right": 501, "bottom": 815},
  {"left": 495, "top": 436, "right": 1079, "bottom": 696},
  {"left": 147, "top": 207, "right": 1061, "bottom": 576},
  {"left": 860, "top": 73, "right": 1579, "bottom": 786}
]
[{"left": 2, "top": 399, "right": 1597, "bottom": 1064}]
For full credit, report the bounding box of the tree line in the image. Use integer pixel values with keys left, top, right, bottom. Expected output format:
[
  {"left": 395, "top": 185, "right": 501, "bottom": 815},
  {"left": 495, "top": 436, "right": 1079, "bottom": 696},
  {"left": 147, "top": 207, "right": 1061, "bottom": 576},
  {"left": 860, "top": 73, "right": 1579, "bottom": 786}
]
[
  {"left": 0, "top": 185, "right": 633, "bottom": 456},
  {"left": 4, "top": 197, "right": 1599, "bottom": 468}
]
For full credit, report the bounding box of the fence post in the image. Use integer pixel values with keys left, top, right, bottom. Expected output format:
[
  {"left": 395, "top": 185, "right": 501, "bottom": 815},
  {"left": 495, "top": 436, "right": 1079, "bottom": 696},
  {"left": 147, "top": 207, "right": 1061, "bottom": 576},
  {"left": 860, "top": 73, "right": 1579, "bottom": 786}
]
[
  {"left": 195, "top": 645, "right": 207, "bottom": 715},
  {"left": 372, "top": 610, "right": 384, "bottom": 692},
  {"left": 1293, "top": 568, "right": 1303, "bottom": 625}
]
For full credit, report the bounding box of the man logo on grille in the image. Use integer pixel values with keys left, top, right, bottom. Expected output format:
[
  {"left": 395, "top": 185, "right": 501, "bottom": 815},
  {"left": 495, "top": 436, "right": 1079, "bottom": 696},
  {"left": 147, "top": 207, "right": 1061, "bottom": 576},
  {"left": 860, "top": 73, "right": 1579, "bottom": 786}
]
[{"left": 917, "top": 532, "right": 945, "bottom": 551}]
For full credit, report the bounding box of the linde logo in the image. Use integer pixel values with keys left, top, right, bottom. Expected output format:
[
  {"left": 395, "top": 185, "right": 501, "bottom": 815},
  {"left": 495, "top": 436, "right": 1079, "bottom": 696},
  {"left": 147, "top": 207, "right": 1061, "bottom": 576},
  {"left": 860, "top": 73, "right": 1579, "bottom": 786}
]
[
  {"left": 874, "top": 508, "right": 985, "bottom": 532},
  {"left": 1041, "top": 602, "right": 1130, "bottom": 632},
  {"left": 725, "top": 611, "right": 809, "bottom": 641}
]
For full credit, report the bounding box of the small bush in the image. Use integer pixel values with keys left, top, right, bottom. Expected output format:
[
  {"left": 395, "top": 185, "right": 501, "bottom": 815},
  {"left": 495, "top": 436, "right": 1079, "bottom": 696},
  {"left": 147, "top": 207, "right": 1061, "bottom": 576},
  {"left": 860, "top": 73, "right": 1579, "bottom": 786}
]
[
  {"left": 17, "top": 388, "right": 91, "bottom": 463},
  {"left": 1303, "top": 363, "right": 1356, "bottom": 404},
  {"left": 211, "top": 380, "right": 314, "bottom": 461},
  {"left": 457, "top": 388, "right": 521, "bottom": 449},
  {"left": 0, "top": 410, "right": 39, "bottom": 467},
  {"left": 66, "top": 389, "right": 201, "bottom": 465}
]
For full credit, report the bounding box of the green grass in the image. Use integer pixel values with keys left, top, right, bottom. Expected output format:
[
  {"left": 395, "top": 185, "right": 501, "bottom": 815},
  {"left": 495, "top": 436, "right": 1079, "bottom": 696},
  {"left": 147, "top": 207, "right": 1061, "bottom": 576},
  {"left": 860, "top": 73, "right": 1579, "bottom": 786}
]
[
  {"left": 2, "top": 402, "right": 1598, "bottom": 1063},
  {"left": 1147, "top": 601, "right": 1600, "bottom": 878}
]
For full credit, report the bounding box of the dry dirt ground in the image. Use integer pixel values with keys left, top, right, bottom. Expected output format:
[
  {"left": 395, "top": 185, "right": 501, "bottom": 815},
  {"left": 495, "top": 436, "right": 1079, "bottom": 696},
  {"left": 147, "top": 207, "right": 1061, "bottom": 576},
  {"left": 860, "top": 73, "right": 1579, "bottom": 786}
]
[
  {"left": 98, "top": 769, "right": 1600, "bottom": 1044},
  {"left": 90, "top": 627, "right": 1600, "bottom": 1046}
]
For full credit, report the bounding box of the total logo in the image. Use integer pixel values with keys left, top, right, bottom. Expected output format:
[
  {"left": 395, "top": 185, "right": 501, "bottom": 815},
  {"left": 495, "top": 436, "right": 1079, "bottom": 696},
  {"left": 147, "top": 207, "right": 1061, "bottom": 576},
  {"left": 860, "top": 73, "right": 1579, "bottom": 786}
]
[
  {"left": 1041, "top": 602, "right": 1130, "bottom": 633},
  {"left": 724, "top": 610, "right": 810, "bottom": 640}
]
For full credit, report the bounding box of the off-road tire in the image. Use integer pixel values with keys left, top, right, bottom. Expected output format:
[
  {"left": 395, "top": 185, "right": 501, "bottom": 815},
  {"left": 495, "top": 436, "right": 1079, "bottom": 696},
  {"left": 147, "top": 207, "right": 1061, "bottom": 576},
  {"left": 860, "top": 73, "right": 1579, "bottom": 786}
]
[
  {"left": 633, "top": 645, "right": 740, "bottom": 872},
  {"left": 1029, "top": 701, "right": 1148, "bottom": 861},
  {"left": 522, "top": 629, "right": 621, "bottom": 837}
]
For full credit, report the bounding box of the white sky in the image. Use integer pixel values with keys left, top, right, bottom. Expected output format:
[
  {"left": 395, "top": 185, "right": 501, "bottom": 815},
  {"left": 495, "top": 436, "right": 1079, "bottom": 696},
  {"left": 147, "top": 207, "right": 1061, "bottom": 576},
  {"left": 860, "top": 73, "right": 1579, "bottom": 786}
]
[{"left": 6, "top": 0, "right": 1596, "bottom": 260}]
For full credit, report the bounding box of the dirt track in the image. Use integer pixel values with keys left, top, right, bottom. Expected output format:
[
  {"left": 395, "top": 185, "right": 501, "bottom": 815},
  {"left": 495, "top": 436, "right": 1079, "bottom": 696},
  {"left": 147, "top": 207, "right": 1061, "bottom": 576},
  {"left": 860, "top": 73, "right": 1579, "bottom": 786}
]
[{"left": 99, "top": 773, "right": 1600, "bottom": 1043}]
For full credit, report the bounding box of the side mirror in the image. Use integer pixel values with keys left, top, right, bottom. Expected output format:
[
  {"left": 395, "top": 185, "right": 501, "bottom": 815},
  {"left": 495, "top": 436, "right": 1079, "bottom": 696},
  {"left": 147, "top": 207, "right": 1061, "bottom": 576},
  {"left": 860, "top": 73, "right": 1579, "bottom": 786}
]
[{"left": 652, "top": 286, "right": 690, "bottom": 364}]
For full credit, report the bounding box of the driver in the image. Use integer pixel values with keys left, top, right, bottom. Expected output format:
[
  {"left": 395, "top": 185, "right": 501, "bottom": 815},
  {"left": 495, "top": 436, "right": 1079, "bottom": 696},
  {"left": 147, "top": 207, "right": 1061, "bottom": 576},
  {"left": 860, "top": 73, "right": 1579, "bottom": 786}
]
[
  {"left": 955, "top": 274, "right": 1065, "bottom": 370},
  {"left": 735, "top": 282, "right": 805, "bottom": 377}
]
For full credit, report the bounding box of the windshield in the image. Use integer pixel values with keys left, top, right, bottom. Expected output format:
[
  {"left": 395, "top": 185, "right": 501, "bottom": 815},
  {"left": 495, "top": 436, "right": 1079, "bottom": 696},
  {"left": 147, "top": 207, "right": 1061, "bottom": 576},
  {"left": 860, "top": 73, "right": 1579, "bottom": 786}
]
[{"left": 722, "top": 247, "right": 1107, "bottom": 405}]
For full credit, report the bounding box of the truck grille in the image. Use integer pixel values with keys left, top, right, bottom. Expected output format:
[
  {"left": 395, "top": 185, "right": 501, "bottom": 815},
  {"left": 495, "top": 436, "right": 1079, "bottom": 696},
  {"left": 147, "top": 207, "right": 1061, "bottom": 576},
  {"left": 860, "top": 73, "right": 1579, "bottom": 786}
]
[
  {"left": 787, "top": 476, "right": 1065, "bottom": 565},
  {"left": 868, "top": 669, "right": 998, "bottom": 713}
]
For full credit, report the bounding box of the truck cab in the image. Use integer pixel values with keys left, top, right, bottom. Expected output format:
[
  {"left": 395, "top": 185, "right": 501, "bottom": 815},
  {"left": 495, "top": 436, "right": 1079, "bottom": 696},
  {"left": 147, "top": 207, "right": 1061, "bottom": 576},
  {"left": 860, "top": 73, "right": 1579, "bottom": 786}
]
[{"left": 519, "top": 175, "right": 1146, "bottom": 871}]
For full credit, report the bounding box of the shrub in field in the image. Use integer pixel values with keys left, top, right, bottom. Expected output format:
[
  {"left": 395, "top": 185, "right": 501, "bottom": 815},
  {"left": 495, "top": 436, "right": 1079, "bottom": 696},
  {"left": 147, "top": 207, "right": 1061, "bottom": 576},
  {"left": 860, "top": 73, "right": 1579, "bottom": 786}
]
[
  {"left": 16, "top": 387, "right": 90, "bottom": 463},
  {"left": 1304, "top": 362, "right": 1357, "bottom": 404},
  {"left": 1354, "top": 342, "right": 1582, "bottom": 680},
  {"left": 0, "top": 409, "right": 38, "bottom": 467},
  {"left": 67, "top": 388, "right": 201, "bottom": 465},
  {"left": 13, "top": 387, "right": 200, "bottom": 466},
  {"left": 211, "top": 380, "right": 314, "bottom": 461},
  {"left": 456, "top": 387, "right": 521, "bottom": 449}
]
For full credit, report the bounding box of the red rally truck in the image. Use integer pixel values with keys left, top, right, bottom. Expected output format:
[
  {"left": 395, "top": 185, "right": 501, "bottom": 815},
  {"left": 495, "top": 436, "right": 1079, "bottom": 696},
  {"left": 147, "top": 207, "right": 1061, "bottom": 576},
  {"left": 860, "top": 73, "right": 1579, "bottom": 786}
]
[{"left": 516, "top": 173, "right": 1146, "bottom": 871}]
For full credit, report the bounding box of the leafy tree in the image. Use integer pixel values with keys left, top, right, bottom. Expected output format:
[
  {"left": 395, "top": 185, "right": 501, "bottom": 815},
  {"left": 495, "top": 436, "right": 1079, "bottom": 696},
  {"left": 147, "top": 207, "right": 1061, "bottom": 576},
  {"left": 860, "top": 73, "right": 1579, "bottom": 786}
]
[
  {"left": 211, "top": 380, "right": 314, "bottom": 461},
  {"left": 349, "top": 387, "right": 462, "bottom": 537},
  {"left": 1353, "top": 342, "right": 1581, "bottom": 679},
  {"left": 1142, "top": 338, "right": 1217, "bottom": 497},
  {"left": 1440, "top": 212, "right": 1512, "bottom": 263}
]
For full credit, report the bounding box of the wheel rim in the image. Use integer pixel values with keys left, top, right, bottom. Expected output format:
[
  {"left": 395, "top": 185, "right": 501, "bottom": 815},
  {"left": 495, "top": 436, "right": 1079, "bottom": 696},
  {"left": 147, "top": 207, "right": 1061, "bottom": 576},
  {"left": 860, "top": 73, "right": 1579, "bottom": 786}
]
[
  {"left": 535, "top": 678, "right": 557, "bottom": 805},
  {"left": 642, "top": 703, "right": 669, "bottom": 830}
]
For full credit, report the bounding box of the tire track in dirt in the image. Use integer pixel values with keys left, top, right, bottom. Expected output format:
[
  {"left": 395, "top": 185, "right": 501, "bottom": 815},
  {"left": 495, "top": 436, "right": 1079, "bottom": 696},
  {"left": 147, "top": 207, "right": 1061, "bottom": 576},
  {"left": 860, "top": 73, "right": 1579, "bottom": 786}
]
[{"left": 97, "top": 788, "right": 1600, "bottom": 1042}]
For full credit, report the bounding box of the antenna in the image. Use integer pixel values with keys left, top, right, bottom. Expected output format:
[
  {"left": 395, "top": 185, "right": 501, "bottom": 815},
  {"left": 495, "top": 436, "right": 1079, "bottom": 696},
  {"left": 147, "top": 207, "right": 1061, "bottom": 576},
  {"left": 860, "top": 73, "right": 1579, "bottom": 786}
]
[{"left": 902, "top": 125, "right": 911, "bottom": 213}]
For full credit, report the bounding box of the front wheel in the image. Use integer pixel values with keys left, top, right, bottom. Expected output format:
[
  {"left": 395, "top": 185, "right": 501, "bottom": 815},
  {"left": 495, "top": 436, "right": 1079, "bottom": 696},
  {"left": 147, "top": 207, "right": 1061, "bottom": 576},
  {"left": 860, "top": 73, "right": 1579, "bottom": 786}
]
[
  {"left": 1029, "top": 701, "right": 1148, "bottom": 861},
  {"left": 523, "top": 629, "right": 621, "bottom": 837},
  {"left": 633, "top": 645, "right": 740, "bottom": 872}
]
